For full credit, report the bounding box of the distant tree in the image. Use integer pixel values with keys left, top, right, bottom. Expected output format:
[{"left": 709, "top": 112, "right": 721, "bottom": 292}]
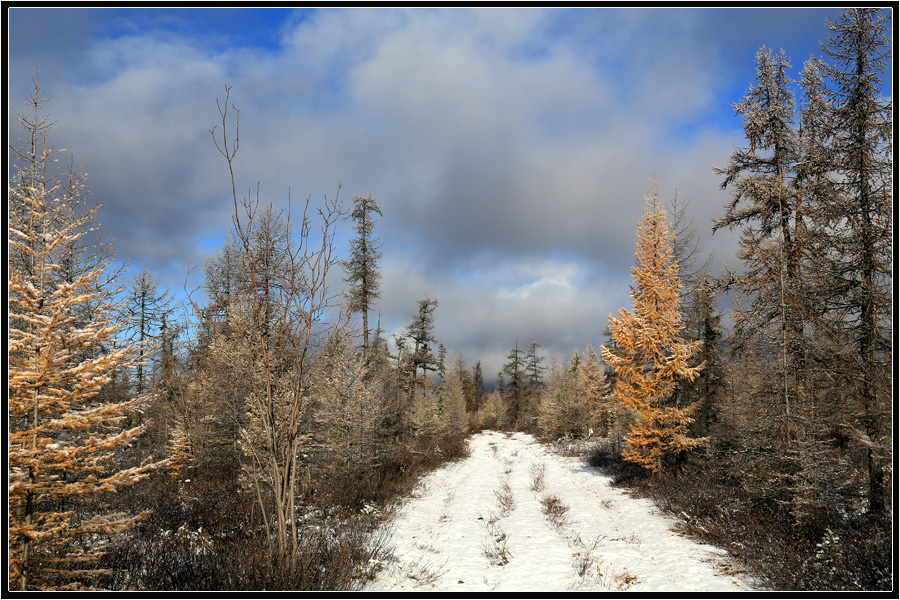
[
  {"left": 665, "top": 189, "right": 713, "bottom": 298},
  {"left": 602, "top": 183, "right": 705, "bottom": 473},
  {"left": 577, "top": 343, "right": 612, "bottom": 435},
  {"left": 202, "top": 233, "right": 245, "bottom": 320},
  {"left": 404, "top": 298, "right": 440, "bottom": 379},
  {"left": 439, "top": 353, "right": 470, "bottom": 437},
  {"left": 344, "top": 194, "right": 383, "bottom": 354},
  {"left": 537, "top": 357, "right": 581, "bottom": 439},
  {"left": 525, "top": 341, "right": 546, "bottom": 391},
  {"left": 502, "top": 338, "right": 527, "bottom": 425},
  {"left": 470, "top": 361, "right": 487, "bottom": 413},
  {"left": 8, "top": 85, "right": 165, "bottom": 590},
  {"left": 121, "top": 267, "right": 174, "bottom": 394}
]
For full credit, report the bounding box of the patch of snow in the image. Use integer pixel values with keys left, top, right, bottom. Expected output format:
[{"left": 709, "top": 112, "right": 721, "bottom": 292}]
[{"left": 364, "top": 430, "right": 757, "bottom": 592}]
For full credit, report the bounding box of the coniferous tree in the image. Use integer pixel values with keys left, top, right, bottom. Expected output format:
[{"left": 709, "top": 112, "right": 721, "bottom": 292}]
[
  {"left": 8, "top": 89, "right": 165, "bottom": 590},
  {"left": 815, "top": 8, "right": 893, "bottom": 513},
  {"left": 122, "top": 267, "right": 174, "bottom": 394},
  {"left": 502, "top": 338, "right": 527, "bottom": 425},
  {"left": 344, "top": 194, "right": 383, "bottom": 354},
  {"left": 713, "top": 46, "right": 804, "bottom": 420},
  {"left": 314, "top": 328, "right": 386, "bottom": 483},
  {"left": 439, "top": 353, "right": 470, "bottom": 438},
  {"left": 525, "top": 341, "right": 545, "bottom": 390},
  {"left": 470, "top": 361, "right": 487, "bottom": 413},
  {"left": 404, "top": 298, "right": 439, "bottom": 379},
  {"left": 538, "top": 356, "right": 581, "bottom": 439},
  {"left": 602, "top": 183, "right": 705, "bottom": 473},
  {"left": 680, "top": 275, "right": 725, "bottom": 438},
  {"left": 666, "top": 190, "right": 714, "bottom": 299},
  {"left": 577, "top": 343, "right": 612, "bottom": 436}
]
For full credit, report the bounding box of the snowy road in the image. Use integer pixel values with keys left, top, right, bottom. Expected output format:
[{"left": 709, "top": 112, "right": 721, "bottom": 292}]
[{"left": 364, "top": 430, "right": 755, "bottom": 592}]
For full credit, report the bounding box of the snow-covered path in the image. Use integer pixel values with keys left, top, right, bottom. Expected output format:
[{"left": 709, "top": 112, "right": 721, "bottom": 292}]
[{"left": 364, "top": 430, "right": 755, "bottom": 592}]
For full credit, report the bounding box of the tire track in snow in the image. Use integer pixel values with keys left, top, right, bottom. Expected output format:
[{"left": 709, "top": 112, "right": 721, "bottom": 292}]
[{"left": 364, "top": 431, "right": 754, "bottom": 592}]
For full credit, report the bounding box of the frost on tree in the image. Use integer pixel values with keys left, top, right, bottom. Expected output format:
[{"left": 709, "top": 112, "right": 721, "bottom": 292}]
[
  {"left": 8, "top": 85, "right": 165, "bottom": 590},
  {"left": 601, "top": 183, "right": 706, "bottom": 473}
]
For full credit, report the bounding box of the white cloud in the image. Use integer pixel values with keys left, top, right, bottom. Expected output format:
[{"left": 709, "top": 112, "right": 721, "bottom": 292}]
[{"left": 13, "top": 7, "right": 846, "bottom": 374}]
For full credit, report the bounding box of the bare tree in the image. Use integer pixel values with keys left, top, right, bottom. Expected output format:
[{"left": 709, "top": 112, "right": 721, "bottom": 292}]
[{"left": 210, "top": 85, "right": 346, "bottom": 567}]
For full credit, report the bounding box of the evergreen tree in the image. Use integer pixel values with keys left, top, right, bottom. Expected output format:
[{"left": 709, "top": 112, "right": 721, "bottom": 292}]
[
  {"left": 470, "top": 360, "right": 487, "bottom": 413},
  {"left": 601, "top": 183, "right": 705, "bottom": 473},
  {"left": 680, "top": 275, "right": 725, "bottom": 438},
  {"left": 344, "top": 194, "right": 383, "bottom": 354},
  {"left": 404, "top": 298, "right": 439, "bottom": 379},
  {"left": 525, "top": 341, "right": 546, "bottom": 391},
  {"left": 502, "top": 338, "right": 527, "bottom": 425}
]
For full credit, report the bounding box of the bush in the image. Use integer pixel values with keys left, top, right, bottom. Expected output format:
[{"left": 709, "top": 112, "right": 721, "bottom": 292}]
[{"left": 586, "top": 435, "right": 892, "bottom": 591}]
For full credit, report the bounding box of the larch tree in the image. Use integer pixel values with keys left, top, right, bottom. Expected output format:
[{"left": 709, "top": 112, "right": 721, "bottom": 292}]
[
  {"left": 601, "top": 183, "right": 705, "bottom": 473},
  {"left": 576, "top": 343, "right": 612, "bottom": 436},
  {"left": 665, "top": 189, "right": 714, "bottom": 299},
  {"left": 8, "top": 84, "right": 165, "bottom": 590},
  {"left": 815, "top": 7, "right": 893, "bottom": 514},
  {"left": 438, "top": 353, "right": 470, "bottom": 438},
  {"left": 537, "top": 356, "right": 581, "bottom": 439},
  {"left": 344, "top": 193, "right": 383, "bottom": 355},
  {"left": 713, "top": 46, "right": 805, "bottom": 420},
  {"left": 121, "top": 267, "right": 174, "bottom": 395},
  {"left": 314, "top": 328, "right": 385, "bottom": 483}
]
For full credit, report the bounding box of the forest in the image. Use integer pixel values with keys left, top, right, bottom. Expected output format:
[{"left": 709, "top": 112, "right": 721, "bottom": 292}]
[{"left": 7, "top": 8, "right": 892, "bottom": 592}]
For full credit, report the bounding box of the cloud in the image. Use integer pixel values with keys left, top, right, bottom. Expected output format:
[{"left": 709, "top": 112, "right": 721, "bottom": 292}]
[{"left": 8, "top": 7, "right": 854, "bottom": 380}]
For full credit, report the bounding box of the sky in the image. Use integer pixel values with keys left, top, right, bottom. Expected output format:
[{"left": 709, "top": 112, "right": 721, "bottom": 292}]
[{"left": 7, "top": 7, "right": 881, "bottom": 383}]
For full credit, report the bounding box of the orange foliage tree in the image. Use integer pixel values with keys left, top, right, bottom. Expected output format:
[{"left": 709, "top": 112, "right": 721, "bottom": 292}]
[
  {"left": 8, "top": 84, "right": 165, "bottom": 590},
  {"left": 601, "top": 183, "right": 706, "bottom": 473}
]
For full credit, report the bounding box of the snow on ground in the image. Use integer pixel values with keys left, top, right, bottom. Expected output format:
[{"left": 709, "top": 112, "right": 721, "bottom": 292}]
[{"left": 364, "top": 430, "right": 757, "bottom": 592}]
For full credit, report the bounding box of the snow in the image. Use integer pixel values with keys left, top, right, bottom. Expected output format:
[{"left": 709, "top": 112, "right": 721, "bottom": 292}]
[{"left": 364, "top": 430, "right": 758, "bottom": 592}]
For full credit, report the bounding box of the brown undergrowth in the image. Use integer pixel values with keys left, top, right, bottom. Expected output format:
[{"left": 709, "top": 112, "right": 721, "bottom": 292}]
[{"left": 586, "top": 439, "right": 892, "bottom": 591}]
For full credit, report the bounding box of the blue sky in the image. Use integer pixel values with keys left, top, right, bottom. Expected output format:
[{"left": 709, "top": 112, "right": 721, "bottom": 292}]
[{"left": 8, "top": 7, "right": 883, "bottom": 380}]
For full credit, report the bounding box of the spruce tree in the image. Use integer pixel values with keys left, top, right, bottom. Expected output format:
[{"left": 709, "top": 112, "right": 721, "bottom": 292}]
[
  {"left": 404, "top": 298, "right": 439, "bottom": 379},
  {"left": 344, "top": 194, "right": 383, "bottom": 354}
]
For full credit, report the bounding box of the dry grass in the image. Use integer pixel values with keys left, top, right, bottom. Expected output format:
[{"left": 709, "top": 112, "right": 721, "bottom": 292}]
[{"left": 540, "top": 494, "right": 570, "bottom": 531}]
